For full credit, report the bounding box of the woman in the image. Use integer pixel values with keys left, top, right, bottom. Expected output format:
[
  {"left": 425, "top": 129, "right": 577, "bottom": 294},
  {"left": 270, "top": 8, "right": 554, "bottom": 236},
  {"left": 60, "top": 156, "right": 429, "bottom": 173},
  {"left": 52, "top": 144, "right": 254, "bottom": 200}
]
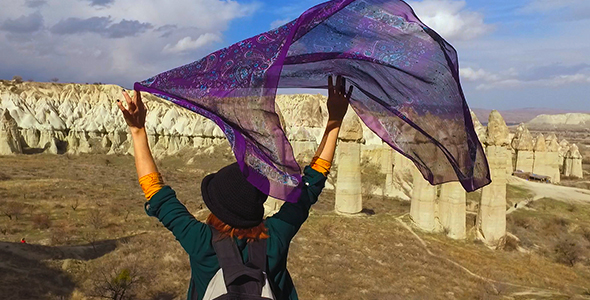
[{"left": 117, "top": 75, "right": 353, "bottom": 300}]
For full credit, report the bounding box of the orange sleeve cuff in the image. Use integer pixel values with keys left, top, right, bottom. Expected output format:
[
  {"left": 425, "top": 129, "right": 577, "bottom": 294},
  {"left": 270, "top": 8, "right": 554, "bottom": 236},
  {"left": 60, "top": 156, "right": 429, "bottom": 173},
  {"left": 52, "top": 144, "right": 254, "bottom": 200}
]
[
  {"left": 139, "top": 172, "right": 164, "bottom": 201},
  {"left": 310, "top": 156, "right": 332, "bottom": 176}
]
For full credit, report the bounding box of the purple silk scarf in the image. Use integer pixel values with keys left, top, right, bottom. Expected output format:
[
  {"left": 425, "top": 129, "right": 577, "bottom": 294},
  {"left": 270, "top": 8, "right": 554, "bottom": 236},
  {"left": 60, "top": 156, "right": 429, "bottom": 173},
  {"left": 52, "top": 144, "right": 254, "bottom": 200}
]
[{"left": 135, "top": 0, "right": 491, "bottom": 202}]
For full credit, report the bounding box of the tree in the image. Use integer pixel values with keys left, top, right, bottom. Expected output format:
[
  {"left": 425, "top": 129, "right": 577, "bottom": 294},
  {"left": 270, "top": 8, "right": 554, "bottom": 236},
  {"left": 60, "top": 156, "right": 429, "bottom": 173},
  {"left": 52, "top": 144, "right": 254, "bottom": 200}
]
[
  {"left": 12, "top": 75, "right": 23, "bottom": 83},
  {"left": 92, "top": 268, "right": 139, "bottom": 300},
  {"left": 87, "top": 259, "right": 149, "bottom": 300},
  {"left": 0, "top": 201, "right": 26, "bottom": 221},
  {"left": 50, "top": 77, "right": 59, "bottom": 83},
  {"left": 88, "top": 208, "right": 104, "bottom": 230}
]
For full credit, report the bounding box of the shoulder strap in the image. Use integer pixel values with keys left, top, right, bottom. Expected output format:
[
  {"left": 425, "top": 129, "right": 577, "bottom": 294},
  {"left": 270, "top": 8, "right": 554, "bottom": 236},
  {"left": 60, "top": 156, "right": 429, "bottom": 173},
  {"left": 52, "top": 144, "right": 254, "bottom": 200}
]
[
  {"left": 211, "top": 228, "right": 265, "bottom": 288},
  {"left": 245, "top": 237, "right": 267, "bottom": 272}
]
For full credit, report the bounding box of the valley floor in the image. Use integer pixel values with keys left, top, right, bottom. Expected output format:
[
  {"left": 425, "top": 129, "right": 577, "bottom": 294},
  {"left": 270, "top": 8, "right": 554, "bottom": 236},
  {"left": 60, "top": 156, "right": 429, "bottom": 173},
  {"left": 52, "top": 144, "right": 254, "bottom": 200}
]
[{"left": 1, "top": 153, "right": 590, "bottom": 299}]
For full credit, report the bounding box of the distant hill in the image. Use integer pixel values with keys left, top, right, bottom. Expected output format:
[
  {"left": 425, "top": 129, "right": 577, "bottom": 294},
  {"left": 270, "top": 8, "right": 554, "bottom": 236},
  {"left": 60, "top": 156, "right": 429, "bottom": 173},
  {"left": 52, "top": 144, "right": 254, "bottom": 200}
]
[{"left": 472, "top": 108, "right": 590, "bottom": 126}]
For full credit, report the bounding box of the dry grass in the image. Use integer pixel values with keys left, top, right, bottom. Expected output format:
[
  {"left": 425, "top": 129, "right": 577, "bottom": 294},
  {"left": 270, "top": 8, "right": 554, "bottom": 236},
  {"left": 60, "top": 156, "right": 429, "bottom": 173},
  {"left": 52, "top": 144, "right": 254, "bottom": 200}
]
[
  {"left": 1, "top": 153, "right": 590, "bottom": 299},
  {"left": 508, "top": 197, "right": 590, "bottom": 267}
]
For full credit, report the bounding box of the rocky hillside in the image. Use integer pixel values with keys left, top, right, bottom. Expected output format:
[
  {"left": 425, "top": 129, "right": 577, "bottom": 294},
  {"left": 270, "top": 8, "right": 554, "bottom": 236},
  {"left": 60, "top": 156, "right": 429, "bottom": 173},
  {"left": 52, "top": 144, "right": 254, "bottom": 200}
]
[
  {"left": 472, "top": 108, "right": 589, "bottom": 126},
  {"left": 527, "top": 113, "right": 590, "bottom": 130}
]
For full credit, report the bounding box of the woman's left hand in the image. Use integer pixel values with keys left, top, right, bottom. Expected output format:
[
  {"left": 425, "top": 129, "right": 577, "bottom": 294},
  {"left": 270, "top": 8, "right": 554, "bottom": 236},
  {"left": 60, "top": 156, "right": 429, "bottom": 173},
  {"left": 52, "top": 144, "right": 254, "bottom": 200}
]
[{"left": 117, "top": 89, "right": 147, "bottom": 134}]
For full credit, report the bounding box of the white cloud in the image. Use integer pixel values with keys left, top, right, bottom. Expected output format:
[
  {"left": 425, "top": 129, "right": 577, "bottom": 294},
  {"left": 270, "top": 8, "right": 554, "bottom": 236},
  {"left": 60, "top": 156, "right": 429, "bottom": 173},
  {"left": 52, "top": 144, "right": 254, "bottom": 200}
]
[
  {"left": 460, "top": 67, "right": 499, "bottom": 82},
  {"left": 163, "top": 33, "right": 222, "bottom": 54},
  {"left": 270, "top": 18, "right": 290, "bottom": 29},
  {"left": 407, "top": 0, "right": 494, "bottom": 41},
  {"left": 0, "top": 0, "right": 259, "bottom": 85},
  {"left": 460, "top": 64, "right": 590, "bottom": 90}
]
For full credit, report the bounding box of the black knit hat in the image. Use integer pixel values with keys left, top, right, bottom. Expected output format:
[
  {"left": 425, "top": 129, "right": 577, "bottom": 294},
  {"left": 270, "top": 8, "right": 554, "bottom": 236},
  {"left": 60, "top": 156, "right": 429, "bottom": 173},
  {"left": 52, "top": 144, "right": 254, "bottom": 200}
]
[{"left": 201, "top": 163, "right": 268, "bottom": 229}]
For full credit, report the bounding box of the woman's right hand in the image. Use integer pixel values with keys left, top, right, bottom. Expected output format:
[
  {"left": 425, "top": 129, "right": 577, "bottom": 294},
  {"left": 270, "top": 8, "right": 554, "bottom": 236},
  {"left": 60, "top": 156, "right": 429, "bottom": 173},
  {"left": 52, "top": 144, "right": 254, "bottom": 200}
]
[
  {"left": 117, "top": 89, "right": 147, "bottom": 134},
  {"left": 327, "top": 75, "right": 353, "bottom": 122}
]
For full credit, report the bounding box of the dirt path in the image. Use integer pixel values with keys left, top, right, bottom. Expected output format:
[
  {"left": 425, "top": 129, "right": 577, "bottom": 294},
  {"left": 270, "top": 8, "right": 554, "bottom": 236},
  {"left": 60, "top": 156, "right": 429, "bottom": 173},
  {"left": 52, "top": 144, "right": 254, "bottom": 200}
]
[{"left": 508, "top": 176, "right": 590, "bottom": 204}]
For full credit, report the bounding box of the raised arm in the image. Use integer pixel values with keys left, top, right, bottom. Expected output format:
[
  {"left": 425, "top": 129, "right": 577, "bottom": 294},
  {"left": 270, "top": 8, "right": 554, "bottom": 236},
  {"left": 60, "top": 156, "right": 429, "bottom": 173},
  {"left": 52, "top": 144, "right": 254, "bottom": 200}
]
[
  {"left": 117, "top": 89, "right": 208, "bottom": 255},
  {"left": 312, "top": 75, "right": 353, "bottom": 167},
  {"left": 265, "top": 75, "right": 353, "bottom": 260},
  {"left": 117, "top": 89, "right": 157, "bottom": 179}
]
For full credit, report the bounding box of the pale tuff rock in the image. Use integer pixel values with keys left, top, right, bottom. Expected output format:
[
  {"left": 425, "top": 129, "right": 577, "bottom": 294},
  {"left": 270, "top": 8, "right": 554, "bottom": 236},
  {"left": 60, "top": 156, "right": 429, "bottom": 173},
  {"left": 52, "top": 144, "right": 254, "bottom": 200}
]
[
  {"left": 289, "top": 127, "right": 318, "bottom": 164},
  {"left": 516, "top": 150, "right": 534, "bottom": 173},
  {"left": 0, "top": 108, "right": 23, "bottom": 155},
  {"left": 565, "top": 144, "right": 583, "bottom": 179},
  {"left": 470, "top": 110, "right": 487, "bottom": 145},
  {"left": 532, "top": 134, "right": 559, "bottom": 182},
  {"left": 558, "top": 139, "right": 570, "bottom": 174},
  {"left": 410, "top": 167, "right": 439, "bottom": 232},
  {"left": 339, "top": 110, "right": 364, "bottom": 142},
  {"left": 545, "top": 134, "right": 561, "bottom": 183},
  {"left": 438, "top": 182, "right": 466, "bottom": 239},
  {"left": 485, "top": 110, "right": 510, "bottom": 147},
  {"left": 485, "top": 110, "right": 513, "bottom": 175},
  {"left": 513, "top": 124, "right": 534, "bottom": 151},
  {"left": 66, "top": 130, "right": 80, "bottom": 154},
  {"left": 0, "top": 82, "right": 236, "bottom": 159},
  {"left": 38, "top": 128, "right": 62, "bottom": 154},
  {"left": 378, "top": 146, "right": 413, "bottom": 201},
  {"left": 477, "top": 145, "right": 508, "bottom": 245},
  {"left": 546, "top": 134, "right": 559, "bottom": 152},
  {"left": 532, "top": 134, "right": 549, "bottom": 177},
  {"left": 510, "top": 123, "right": 524, "bottom": 151},
  {"left": 21, "top": 128, "right": 40, "bottom": 149},
  {"left": 66, "top": 131, "right": 92, "bottom": 154},
  {"left": 264, "top": 196, "right": 284, "bottom": 217},
  {"left": 528, "top": 113, "right": 590, "bottom": 126},
  {"left": 335, "top": 111, "right": 364, "bottom": 214},
  {"left": 335, "top": 141, "right": 363, "bottom": 215},
  {"left": 513, "top": 124, "right": 534, "bottom": 172},
  {"left": 360, "top": 121, "right": 384, "bottom": 146},
  {"left": 107, "top": 131, "right": 128, "bottom": 155},
  {"left": 275, "top": 94, "right": 325, "bottom": 128},
  {"left": 365, "top": 144, "right": 413, "bottom": 200},
  {"left": 533, "top": 133, "right": 546, "bottom": 152},
  {"left": 101, "top": 134, "right": 112, "bottom": 149}
]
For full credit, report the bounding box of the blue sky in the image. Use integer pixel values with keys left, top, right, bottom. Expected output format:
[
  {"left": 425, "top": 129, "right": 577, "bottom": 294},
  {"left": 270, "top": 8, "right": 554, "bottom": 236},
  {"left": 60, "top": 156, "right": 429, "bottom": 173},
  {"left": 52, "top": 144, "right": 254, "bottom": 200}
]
[{"left": 1, "top": 0, "right": 589, "bottom": 111}]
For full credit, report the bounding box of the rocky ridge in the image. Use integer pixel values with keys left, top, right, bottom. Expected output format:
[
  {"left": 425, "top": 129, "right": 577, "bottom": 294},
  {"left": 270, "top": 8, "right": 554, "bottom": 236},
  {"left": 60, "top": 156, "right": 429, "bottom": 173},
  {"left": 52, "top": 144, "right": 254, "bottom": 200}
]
[
  {"left": 527, "top": 113, "right": 590, "bottom": 131},
  {"left": 1, "top": 80, "right": 584, "bottom": 202}
]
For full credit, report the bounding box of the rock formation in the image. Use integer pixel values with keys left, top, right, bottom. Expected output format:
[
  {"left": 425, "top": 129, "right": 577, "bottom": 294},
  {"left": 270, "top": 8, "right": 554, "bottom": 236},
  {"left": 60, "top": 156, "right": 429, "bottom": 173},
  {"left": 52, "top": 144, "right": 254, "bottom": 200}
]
[
  {"left": 410, "top": 166, "right": 439, "bottom": 232},
  {"left": 470, "top": 110, "right": 487, "bottom": 145},
  {"left": 478, "top": 110, "right": 510, "bottom": 245},
  {"left": 0, "top": 81, "right": 423, "bottom": 203},
  {"left": 558, "top": 139, "right": 570, "bottom": 173},
  {"left": 0, "top": 109, "right": 23, "bottom": 155},
  {"left": 263, "top": 196, "right": 284, "bottom": 217},
  {"left": 486, "top": 110, "right": 510, "bottom": 146},
  {"left": 335, "top": 111, "right": 363, "bottom": 215},
  {"left": 0, "top": 82, "right": 231, "bottom": 158},
  {"left": 486, "top": 110, "right": 512, "bottom": 174},
  {"left": 532, "top": 134, "right": 549, "bottom": 176},
  {"left": 528, "top": 113, "right": 590, "bottom": 127},
  {"left": 381, "top": 147, "right": 414, "bottom": 200},
  {"left": 512, "top": 124, "right": 534, "bottom": 173},
  {"left": 478, "top": 145, "right": 508, "bottom": 244},
  {"left": 565, "top": 144, "right": 583, "bottom": 179},
  {"left": 546, "top": 134, "right": 561, "bottom": 183},
  {"left": 438, "top": 182, "right": 466, "bottom": 239}
]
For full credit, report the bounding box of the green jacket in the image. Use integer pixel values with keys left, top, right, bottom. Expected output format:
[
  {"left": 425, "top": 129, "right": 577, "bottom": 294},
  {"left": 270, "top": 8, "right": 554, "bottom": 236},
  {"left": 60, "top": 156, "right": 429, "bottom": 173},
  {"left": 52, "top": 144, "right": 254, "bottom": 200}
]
[{"left": 145, "top": 166, "right": 326, "bottom": 300}]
